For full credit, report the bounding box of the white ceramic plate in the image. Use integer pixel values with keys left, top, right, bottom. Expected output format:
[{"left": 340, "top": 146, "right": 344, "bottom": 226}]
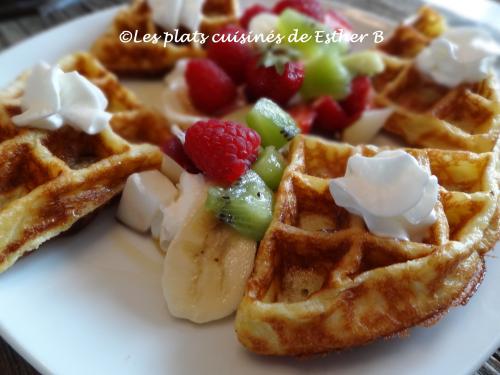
[{"left": 0, "top": 3, "right": 499, "bottom": 375}]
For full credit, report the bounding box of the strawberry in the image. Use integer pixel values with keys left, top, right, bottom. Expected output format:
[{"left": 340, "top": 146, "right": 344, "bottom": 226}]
[
  {"left": 245, "top": 54, "right": 304, "bottom": 106},
  {"left": 185, "top": 59, "right": 237, "bottom": 115},
  {"left": 272, "top": 0, "right": 323, "bottom": 21},
  {"left": 240, "top": 4, "right": 270, "bottom": 29},
  {"left": 207, "top": 25, "right": 254, "bottom": 84},
  {"left": 340, "top": 76, "right": 371, "bottom": 119},
  {"left": 287, "top": 104, "right": 316, "bottom": 134},
  {"left": 313, "top": 77, "right": 372, "bottom": 132},
  {"left": 184, "top": 120, "right": 261, "bottom": 185},
  {"left": 313, "top": 96, "right": 350, "bottom": 132}
]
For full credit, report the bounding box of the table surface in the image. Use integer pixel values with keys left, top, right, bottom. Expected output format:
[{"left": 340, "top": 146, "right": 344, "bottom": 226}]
[{"left": 0, "top": 0, "right": 499, "bottom": 374}]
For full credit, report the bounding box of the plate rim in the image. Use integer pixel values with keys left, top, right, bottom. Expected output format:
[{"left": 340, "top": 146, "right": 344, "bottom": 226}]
[{"left": 0, "top": 3, "right": 498, "bottom": 375}]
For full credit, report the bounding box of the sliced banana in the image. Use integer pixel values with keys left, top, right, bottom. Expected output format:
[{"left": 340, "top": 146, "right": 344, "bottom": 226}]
[
  {"left": 151, "top": 172, "right": 207, "bottom": 251},
  {"left": 162, "top": 192, "right": 257, "bottom": 324}
]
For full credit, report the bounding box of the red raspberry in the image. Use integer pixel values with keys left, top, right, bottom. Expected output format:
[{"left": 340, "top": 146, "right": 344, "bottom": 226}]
[
  {"left": 240, "top": 4, "right": 270, "bottom": 29},
  {"left": 245, "top": 58, "right": 304, "bottom": 106},
  {"left": 313, "top": 96, "right": 351, "bottom": 132},
  {"left": 340, "top": 76, "right": 371, "bottom": 119},
  {"left": 184, "top": 120, "right": 261, "bottom": 185},
  {"left": 185, "top": 58, "right": 237, "bottom": 115},
  {"left": 162, "top": 137, "right": 199, "bottom": 174},
  {"left": 323, "top": 10, "right": 352, "bottom": 32},
  {"left": 207, "top": 25, "right": 254, "bottom": 84},
  {"left": 287, "top": 104, "right": 316, "bottom": 134},
  {"left": 273, "top": 0, "right": 323, "bottom": 21}
]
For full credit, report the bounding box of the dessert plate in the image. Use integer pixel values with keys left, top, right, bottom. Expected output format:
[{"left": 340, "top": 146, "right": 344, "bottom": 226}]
[{"left": 0, "top": 2, "right": 499, "bottom": 375}]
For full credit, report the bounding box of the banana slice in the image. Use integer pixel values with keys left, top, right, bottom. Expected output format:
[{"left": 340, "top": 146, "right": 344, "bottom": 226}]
[
  {"left": 162, "top": 192, "right": 257, "bottom": 324},
  {"left": 151, "top": 172, "right": 207, "bottom": 250}
]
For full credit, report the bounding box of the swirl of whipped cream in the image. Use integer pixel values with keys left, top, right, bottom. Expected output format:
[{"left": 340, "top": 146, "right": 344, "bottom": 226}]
[
  {"left": 416, "top": 27, "right": 500, "bottom": 87},
  {"left": 329, "top": 150, "right": 438, "bottom": 241},
  {"left": 12, "top": 62, "right": 111, "bottom": 134}
]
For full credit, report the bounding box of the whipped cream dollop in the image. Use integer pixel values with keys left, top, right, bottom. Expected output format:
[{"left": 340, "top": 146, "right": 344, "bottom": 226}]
[
  {"left": 148, "top": 0, "right": 203, "bottom": 31},
  {"left": 416, "top": 27, "right": 500, "bottom": 87},
  {"left": 12, "top": 62, "right": 111, "bottom": 134},
  {"left": 329, "top": 150, "right": 438, "bottom": 241}
]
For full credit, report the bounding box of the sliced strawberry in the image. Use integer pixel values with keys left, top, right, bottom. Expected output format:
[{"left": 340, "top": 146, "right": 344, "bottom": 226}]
[
  {"left": 240, "top": 4, "right": 270, "bottom": 29},
  {"left": 313, "top": 96, "right": 351, "bottom": 132},
  {"left": 288, "top": 104, "right": 316, "bottom": 134},
  {"left": 340, "top": 76, "right": 371, "bottom": 120}
]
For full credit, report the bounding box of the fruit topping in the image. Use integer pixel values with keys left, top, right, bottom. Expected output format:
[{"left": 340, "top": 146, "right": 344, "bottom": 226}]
[
  {"left": 207, "top": 25, "right": 254, "bottom": 84},
  {"left": 206, "top": 170, "right": 273, "bottom": 241},
  {"left": 252, "top": 146, "right": 286, "bottom": 191},
  {"left": 287, "top": 104, "right": 316, "bottom": 134},
  {"left": 240, "top": 4, "right": 270, "bottom": 29},
  {"left": 301, "top": 50, "right": 352, "bottom": 100},
  {"left": 246, "top": 98, "right": 299, "bottom": 148},
  {"left": 162, "top": 137, "right": 199, "bottom": 174},
  {"left": 273, "top": 0, "right": 323, "bottom": 21},
  {"left": 340, "top": 76, "right": 371, "bottom": 119},
  {"left": 313, "top": 96, "right": 351, "bottom": 131},
  {"left": 342, "top": 51, "right": 385, "bottom": 77},
  {"left": 184, "top": 119, "right": 261, "bottom": 185},
  {"left": 185, "top": 58, "right": 237, "bottom": 114},
  {"left": 277, "top": 9, "right": 348, "bottom": 58},
  {"left": 313, "top": 76, "right": 372, "bottom": 132},
  {"left": 245, "top": 47, "right": 304, "bottom": 106}
]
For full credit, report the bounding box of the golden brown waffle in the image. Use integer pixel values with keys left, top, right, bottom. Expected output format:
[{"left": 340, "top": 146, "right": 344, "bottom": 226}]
[
  {"left": 91, "top": 0, "right": 239, "bottom": 76},
  {"left": 0, "top": 52, "right": 166, "bottom": 273},
  {"left": 235, "top": 135, "right": 499, "bottom": 355},
  {"left": 373, "top": 7, "right": 500, "bottom": 153}
]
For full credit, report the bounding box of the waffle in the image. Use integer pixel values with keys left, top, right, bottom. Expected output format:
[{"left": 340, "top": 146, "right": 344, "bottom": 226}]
[
  {"left": 91, "top": 0, "right": 239, "bottom": 76},
  {"left": 0, "top": 52, "right": 166, "bottom": 273},
  {"left": 372, "top": 7, "right": 500, "bottom": 153},
  {"left": 235, "top": 135, "right": 499, "bottom": 355}
]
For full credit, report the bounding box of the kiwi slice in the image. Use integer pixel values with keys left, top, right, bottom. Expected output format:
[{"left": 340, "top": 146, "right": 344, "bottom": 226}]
[
  {"left": 252, "top": 146, "right": 286, "bottom": 191},
  {"left": 205, "top": 170, "right": 273, "bottom": 241},
  {"left": 301, "top": 50, "right": 352, "bottom": 100},
  {"left": 277, "top": 9, "right": 348, "bottom": 58},
  {"left": 246, "top": 98, "right": 299, "bottom": 149},
  {"left": 342, "top": 51, "right": 385, "bottom": 77}
]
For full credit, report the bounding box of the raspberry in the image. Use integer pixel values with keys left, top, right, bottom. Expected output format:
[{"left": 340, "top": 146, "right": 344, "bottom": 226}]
[
  {"left": 240, "top": 4, "right": 270, "bottom": 29},
  {"left": 245, "top": 58, "right": 304, "bottom": 106},
  {"left": 185, "top": 59, "right": 237, "bottom": 115},
  {"left": 287, "top": 104, "right": 316, "bottom": 134},
  {"left": 207, "top": 25, "right": 255, "bottom": 84},
  {"left": 184, "top": 120, "right": 261, "bottom": 185},
  {"left": 340, "top": 76, "right": 371, "bottom": 119},
  {"left": 162, "top": 137, "right": 199, "bottom": 174},
  {"left": 323, "top": 10, "right": 352, "bottom": 32},
  {"left": 273, "top": 0, "right": 323, "bottom": 21},
  {"left": 313, "top": 96, "right": 351, "bottom": 132}
]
